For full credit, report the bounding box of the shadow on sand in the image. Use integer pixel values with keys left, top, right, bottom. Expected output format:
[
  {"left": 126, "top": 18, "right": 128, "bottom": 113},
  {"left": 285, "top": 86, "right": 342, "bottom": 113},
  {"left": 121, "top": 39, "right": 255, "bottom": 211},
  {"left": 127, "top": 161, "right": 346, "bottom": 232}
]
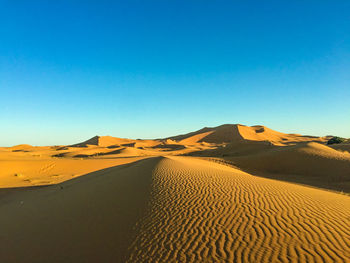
[{"left": 0, "top": 157, "right": 163, "bottom": 263}]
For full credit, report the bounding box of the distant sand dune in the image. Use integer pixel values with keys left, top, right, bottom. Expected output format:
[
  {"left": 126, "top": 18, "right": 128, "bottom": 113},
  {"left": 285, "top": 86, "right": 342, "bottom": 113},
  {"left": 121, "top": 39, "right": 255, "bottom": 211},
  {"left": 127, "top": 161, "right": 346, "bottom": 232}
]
[
  {"left": 227, "top": 142, "right": 350, "bottom": 192},
  {"left": 168, "top": 124, "right": 327, "bottom": 145},
  {"left": 70, "top": 135, "right": 132, "bottom": 147}
]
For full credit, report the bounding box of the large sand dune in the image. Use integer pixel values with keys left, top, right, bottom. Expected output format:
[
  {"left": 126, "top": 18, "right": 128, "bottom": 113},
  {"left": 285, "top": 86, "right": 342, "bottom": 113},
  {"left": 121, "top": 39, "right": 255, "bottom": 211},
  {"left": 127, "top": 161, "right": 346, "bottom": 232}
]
[
  {"left": 0, "top": 156, "right": 349, "bottom": 262},
  {"left": 168, "top": 124, "right": 327, "bottom": 145},
  {"left": 127, "top": 157, "right": 350, "bottom": 262}
]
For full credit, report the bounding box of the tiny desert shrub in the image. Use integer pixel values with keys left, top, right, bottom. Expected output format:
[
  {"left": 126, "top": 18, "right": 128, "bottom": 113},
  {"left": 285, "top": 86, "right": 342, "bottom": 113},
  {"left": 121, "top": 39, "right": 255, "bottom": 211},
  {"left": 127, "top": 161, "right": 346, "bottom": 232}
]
[{"left": 327, "top": 136, "right": 346, "bottom": 145}]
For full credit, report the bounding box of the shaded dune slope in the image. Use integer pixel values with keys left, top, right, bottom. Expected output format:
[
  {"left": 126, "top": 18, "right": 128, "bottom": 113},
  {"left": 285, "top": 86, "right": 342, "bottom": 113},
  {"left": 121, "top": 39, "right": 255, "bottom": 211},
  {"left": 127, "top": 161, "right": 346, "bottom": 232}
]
[
  {"left": 186, "top": 140, "right": 275, "bottom": 157},
  {"left": 330, "top": 143, "right": 350, "bottom": 154},
  {"left": 227, "top": 142, "right": 350, "bottom": 192},
  {"left": 0, "top": 158, "right": 159, "bottom": 262}
]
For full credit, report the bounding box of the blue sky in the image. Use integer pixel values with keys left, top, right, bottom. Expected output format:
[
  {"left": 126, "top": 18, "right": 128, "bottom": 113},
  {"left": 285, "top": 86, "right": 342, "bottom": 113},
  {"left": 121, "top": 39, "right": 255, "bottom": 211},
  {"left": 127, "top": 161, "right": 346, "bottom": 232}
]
[{"left": 1, "top": 1, "right": 349, "bottom": 146}]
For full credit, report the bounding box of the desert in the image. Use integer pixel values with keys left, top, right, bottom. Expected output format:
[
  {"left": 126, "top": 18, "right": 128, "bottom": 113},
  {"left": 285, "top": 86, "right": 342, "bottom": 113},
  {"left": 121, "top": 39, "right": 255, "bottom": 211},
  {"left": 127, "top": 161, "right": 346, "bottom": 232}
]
[
  {"left": 1, "top": 124, "right": 349, "bottom": 262},
  {"left": 2, "top": 1, "right": 348, "bottom": 262}
]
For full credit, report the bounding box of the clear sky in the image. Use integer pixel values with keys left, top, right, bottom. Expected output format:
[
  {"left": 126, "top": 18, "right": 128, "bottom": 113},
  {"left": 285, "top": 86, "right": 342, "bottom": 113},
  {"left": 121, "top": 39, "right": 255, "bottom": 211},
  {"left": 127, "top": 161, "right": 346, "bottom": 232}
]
[{"left": 1, "top": 1, "right": 349, "bottom": 146}]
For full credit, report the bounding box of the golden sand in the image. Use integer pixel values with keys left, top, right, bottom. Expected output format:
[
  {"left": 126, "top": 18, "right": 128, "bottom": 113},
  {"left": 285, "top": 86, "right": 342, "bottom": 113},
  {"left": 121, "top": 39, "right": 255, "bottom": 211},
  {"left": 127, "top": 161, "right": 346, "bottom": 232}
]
[{"left": 0, "top": 124, "right": 349, "bottom": 262}]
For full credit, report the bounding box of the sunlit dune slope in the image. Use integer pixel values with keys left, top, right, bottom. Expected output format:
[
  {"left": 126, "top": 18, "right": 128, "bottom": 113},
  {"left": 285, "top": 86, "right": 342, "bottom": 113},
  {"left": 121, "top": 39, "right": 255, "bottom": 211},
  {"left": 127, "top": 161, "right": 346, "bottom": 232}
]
[
  {"left": 1, "top": 156, "right": 348, "bottom": 262},
  {"left": 70, "top": 135, "right": 163, "bottom": 148},
  {"left": 70, "top": 135, "right": 135, "bottom": 147},
  {"left": 167, "top": 124, "right": 326, "bottom": 145},
  {"left": 0, "top": 157, "right": 146, "bottom": 188},
  {"left": 10, "top": 144, "right": 33, "bottom": 150}
]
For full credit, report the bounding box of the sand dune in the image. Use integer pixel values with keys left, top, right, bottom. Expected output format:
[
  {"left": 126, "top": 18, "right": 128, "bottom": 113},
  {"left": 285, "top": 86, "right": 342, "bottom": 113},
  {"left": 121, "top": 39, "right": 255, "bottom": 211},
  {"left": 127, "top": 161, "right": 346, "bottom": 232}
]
[
  {"left": 225, "top": 142, "right": 350, "bottom": 192},
  {"left": 0, "top": 157, "right": 158, "bottom": 262},
  {"left": 127, "top": 157, "right": 350, "bottom": 262},
  {"left": 71, "top": 135, "right": 164, "bottom": 149},
  {"left": 187, "top": 140, "right": 275, "bottom": 157},
  {"left": 0, "top": 125, "right": 348, "bottom": 193},
  {"left": 168, "top": 124, "right": 327, "bottom": 146},
  {"left": 0, "top": 156, "right": 146, "bottom": 188},
  {"left": 0, "top": 125, "right": 348, "bottom": 194},
  {"left": 330, "top": 143, "right": 350, "bottom": 154},
  {"left": 71, "top": 135, "right": 135, "bottom": 147},
  {"left": 1, "top": 156, "right": 349, "bottom": 262},
  {"left": 1, "top": 124, "right": 349, "bottom": 262},
  {"left": 10, "top": 144, "right": 33, "bottom": 150},
  {"left": 0, "top": 142, "right": 147, "bottom": 188}
]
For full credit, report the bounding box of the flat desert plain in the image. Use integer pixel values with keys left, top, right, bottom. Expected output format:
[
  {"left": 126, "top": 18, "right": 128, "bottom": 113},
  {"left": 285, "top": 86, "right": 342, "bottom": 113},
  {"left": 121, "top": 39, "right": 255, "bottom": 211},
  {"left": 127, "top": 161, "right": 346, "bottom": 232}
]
[{"left": 1, "top": 124, "right": 349, "bottom": 262}]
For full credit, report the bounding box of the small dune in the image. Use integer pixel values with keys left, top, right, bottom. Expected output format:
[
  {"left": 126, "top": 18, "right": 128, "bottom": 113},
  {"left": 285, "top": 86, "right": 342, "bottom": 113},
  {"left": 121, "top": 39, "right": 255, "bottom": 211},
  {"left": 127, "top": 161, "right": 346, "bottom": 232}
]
[{"left": 10, "top": 144, "right": 33, "bottom": 150}]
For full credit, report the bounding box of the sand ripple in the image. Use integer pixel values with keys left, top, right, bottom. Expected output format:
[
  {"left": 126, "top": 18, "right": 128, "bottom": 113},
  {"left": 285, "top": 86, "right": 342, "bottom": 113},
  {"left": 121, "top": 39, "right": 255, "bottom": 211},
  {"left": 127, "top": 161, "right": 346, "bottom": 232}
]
[{"left": 127, "top": 156, "right": 350, "bottom": 263}]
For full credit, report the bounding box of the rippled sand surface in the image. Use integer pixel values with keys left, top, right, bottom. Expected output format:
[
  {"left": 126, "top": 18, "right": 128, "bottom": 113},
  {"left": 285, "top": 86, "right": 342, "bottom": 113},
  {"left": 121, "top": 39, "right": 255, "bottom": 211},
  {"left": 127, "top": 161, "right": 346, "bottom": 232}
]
[
  {"left": 126, "top": 157, "right": 350, "bottom": 262},
  {"left": 0, "top": 156, "right": 349, "bottom": 262}
]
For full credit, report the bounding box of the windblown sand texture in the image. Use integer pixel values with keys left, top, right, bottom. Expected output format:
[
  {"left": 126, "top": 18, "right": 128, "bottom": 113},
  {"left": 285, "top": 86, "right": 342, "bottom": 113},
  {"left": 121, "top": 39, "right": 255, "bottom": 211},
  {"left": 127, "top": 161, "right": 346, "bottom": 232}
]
[
  {"left": 127, "top": 157, "right": 350, "bottom": 262},
  {"left": 0, "top": 124, "right": 349, "bottom": 262}
]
